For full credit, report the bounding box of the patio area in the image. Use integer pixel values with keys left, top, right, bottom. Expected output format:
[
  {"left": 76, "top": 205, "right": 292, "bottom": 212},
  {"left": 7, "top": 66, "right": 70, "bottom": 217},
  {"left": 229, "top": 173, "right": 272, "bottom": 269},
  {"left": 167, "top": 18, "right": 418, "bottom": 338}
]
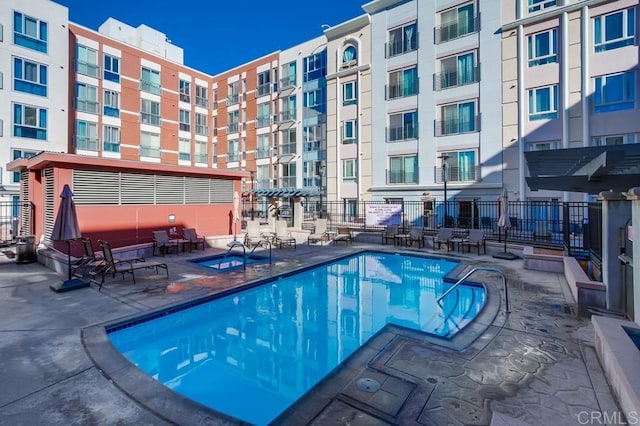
[{"left": 0, "top": 240, "right": 622, "bottom": 425}]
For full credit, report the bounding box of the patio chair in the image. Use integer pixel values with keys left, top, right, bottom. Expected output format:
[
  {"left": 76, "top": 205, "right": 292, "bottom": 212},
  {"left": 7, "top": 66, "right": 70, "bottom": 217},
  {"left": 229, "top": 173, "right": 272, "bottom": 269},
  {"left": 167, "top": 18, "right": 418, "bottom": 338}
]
[
  {"left": 71, "top": 237, "right": 103, "bottom": 278},
  {"left": 382, "top": 225, "right": 399, "bottom": 245},
  {"left": 408, "top": 227, "right": 425, "bottom": 248},
  {"left": 244, "top": 220, "right": 263, "bottom": 247},
  {"left": 333, "top": 227, "right": 353, "bottom": 245},
  {"left": 308, "top": 218, "right": 328, "bottom": 245},
  {"left": 183, "top": 228, "right": 206, "bottom": 252},
  {"left": 461, "top": 229, "right": 486, "bottom": 255},
  {"left": 433, "top": 228, "right": 454, "bottom": 251},
  {"left": 274, "top": 220, "right": 296, "bottom": 249},
  {"left": 89, "top": 240, "right": 169, "bottom": 291},
  {"left": 152, "top": 230, "right": 180, "bottom": 256}
]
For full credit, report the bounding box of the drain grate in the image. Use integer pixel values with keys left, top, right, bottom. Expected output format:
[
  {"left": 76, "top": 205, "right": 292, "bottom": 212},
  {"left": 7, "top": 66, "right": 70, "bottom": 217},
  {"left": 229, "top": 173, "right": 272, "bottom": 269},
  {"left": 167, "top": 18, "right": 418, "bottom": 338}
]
[{"left": 356, "top": 378, "right": 380, "bottom": 393}]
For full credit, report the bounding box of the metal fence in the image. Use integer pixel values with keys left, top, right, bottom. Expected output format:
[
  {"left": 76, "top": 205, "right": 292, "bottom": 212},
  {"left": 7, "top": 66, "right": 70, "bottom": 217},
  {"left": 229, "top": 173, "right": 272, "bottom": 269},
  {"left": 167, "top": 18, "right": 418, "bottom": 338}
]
[{"left": 0, "top": 200, "right": 28, "bottom": 246}]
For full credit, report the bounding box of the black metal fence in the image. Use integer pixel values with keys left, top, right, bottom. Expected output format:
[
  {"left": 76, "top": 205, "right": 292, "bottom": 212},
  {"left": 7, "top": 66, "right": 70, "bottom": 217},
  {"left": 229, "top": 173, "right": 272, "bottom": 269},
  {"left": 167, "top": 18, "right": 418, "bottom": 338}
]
[{"left": 0, "top": 201, "right": 22, "bottom": 246}]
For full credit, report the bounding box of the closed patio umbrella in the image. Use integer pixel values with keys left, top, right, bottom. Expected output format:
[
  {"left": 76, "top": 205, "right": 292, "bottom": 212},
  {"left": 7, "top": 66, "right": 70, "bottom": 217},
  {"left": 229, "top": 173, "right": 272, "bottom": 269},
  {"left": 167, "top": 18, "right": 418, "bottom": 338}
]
[
  {"left": 50, "top": 184, "right": 90, "bottom": 292},
  {"left": 232, "top": 191, "right": 241, "bottom": 241},
  {"left": 494, "top": 187, "right": 518, "bottom": 260}
]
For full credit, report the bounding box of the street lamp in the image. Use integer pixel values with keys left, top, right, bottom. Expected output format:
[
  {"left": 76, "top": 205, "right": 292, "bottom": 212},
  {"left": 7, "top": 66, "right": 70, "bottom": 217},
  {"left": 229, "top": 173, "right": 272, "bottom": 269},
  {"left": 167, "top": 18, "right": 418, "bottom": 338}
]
[
  {"left": 249, "top": 170, "right": 255, "bottom": 220},
  {"left": 317, "top": 162, "right": 324, "bottom": 218},
  {"left": 438, "top": 154, "right": 450, "bottom": 226}
]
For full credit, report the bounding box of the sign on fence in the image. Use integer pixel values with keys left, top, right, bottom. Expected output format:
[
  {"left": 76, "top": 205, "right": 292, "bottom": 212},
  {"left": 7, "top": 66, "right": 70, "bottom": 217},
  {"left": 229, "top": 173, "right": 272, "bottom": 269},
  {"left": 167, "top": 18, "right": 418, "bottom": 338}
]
[{"left": 366, "top": 204, "right": 402, "bottom": 226}]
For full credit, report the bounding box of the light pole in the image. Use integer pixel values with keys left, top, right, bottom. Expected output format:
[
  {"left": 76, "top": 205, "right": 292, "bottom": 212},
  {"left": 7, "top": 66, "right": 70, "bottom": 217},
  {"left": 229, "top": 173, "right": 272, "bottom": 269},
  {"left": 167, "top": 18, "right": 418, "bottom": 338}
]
[
  {"left": 249, "top": 170, "right": 255, "bottom": 220},
  {"left": 317, "top": 162, "right": 324, "bottom": 218},
  {"left": 438, "top": 154, "right": 449, "bottom": 226}
]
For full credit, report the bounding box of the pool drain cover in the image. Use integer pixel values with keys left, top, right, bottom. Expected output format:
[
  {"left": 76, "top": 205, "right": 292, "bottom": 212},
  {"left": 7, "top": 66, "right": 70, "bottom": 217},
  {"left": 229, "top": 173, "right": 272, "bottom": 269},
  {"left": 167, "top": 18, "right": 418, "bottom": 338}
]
[{"left": 356, "top": 378, "right": 380, "bottom": 393}]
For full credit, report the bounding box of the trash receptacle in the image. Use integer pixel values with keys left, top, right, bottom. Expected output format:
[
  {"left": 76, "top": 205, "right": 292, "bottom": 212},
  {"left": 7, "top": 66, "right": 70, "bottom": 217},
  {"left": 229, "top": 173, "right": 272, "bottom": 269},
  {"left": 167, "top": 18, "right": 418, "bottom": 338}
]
[{"left": 16, "top": 235, "right": 36, "bottom": 264}]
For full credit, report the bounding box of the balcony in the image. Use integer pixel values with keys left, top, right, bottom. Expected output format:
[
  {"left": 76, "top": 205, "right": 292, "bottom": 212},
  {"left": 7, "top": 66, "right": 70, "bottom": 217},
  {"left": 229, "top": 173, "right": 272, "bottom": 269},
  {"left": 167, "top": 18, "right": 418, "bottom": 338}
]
[
  {"left": 140, "top": 80, "right": 161, "bottom": 95},
  {"left": 76, "top": 60, "right": 99, "bottom": 78},
  {"left": 179, "top": 152, "right": 190, "bottom": 161},
  {"left": 227, "top": 152, "right": 240, "bottom": 162},
  {"left": 227, "top": 93, "right": 239, "bottom": 105},
  {"left": 279, "top": 75, "right": 296, "bottom": 90},
  {"left": 386, "top": 168, "right": 419, "bottom": 184},
  {"left": 179, "top": 123, "right": 190, "bottom": 132},
  {"left": 387, "top": 39, "right": 418, "bottom": 58},
  {"left": 227, "top": 123, "right": 239, "bottom": 133},
  {"left": 140, "top": 112, "right": 162, "bottom": 126},
  {"left": 180, "top": 93, "right": 190, "bottom": 103},
  {"left": 279, "top": 110, "right": 296, "bottom": 123},
  {"left": 74, "top": 136, "right": 99, "bottom": 151},
  {"left": 256, "top": 116, "right": 271, "bottom": 128},
  {"left": 195, "top": 125, "right": 208, "bottom": 136},
  {"left": 256, "top": 83, "right": 271, "bottom": 97},
  {"left": 194, "top": 153, "right": 208, "bottom": 163},
  {"left": 140, "top": 146, "right": 161, "bottom": 158},
  {"left": 435, "top": 115, "right": 480, "bottom": 136},
  {"left": 388, "top": 81, "right": 419, "bottom": 99},
  {"left": 387, "top": 126, "right": 418, "bottom": 142},
  {"left": 75, "top": 99, "right": 99, "bottom": 114},
  {"left": 280, "top": 176, "right": 296, "bottom": 188},
  {"left": 434, "top": 165, "right": 481, "bottom": 183},
  {"left": 435, "top": 66, "right": 479, "bottom": 90},
  {"left": 436, "top": 16, "right": 478, "bottom": 44},
  {"left": 279, "top": 142, "right": 296, "bottom": 156},
  {"left": 195, "top": 96, "right": 208, "bottom": 108},
  {"left": 103, "top": 141, "right": 120, "bottom": 153},
  {"left": 256, "top": 147, "right": 271, "bottom": 159}
]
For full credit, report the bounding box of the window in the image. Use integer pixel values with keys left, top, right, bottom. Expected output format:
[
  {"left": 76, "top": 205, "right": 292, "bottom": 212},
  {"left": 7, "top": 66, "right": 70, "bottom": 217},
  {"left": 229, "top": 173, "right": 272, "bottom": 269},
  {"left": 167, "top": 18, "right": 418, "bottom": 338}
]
[
  {"left": 141, "top": 99, "right": 161, "bottom": 126},
  {"left": 103, "top": 125, "right": 120, "bottom": 153},
  {"left": 281, "top": 128, "right": 297, "bottom": 155},
  {"left": 388, "top": 155, "right": 417, "bottom": 184},
  {"left": 75, "top": 83, "right": 99, "bottom": 114},
  {"left": 528, "top": 0, "right": 556, "bottom": 13},
  {"left": 281, "top": 163, "right": 296, "bottom": 188},
  {"left": 140, "top": 131, "right": 160, "bottom": 158},
  {"left": 389, "top": 110, "right": 418, "bottom": 141},
  {"left": 103, "top": 90, "right": 119, "bottom": 117},
  {"left": 438, "top": 51, "right": 477, "bottom": 90},
  {"left": 438, "top": 3, "right": 475, "bottom": 43},
  {"left": 227, "top": 139, "right": 239, "bottom": 162},
  {"left": 441, "top": 151, "right": 476, "bottom": 182},
  {"left": 594, "top": 7, "right": 635, "bottom": 52},
  {"left": 527, "top": 141, "right": 559, "bottom": 151},
  {"left": 343, "top": 81, "right": 357, "bottom": 105},
  {"left": 179, "top": 79, "right": 190, "bottom": 103},
  {"left": 256, "top": 103, "right": 270, "bottom": 128},
  {"left": 280, "top": 95, "right": 296, "bottom": 121},
  {"left": 179, "top": 109, "right": 190, "bottom": 131},
  {"left": 13, "top": 57, "right": 47, "bottom": 96},
  {"left": 528, "top": 86, "right": 558, "bottom": 120},
  {"left": 388, "top": 22, "right": 417, "bottom": 57},
  {"left": 13, "top": 103, "right": 46, "bottom": 139},
  {"left": 227, "top": 110, "right": 239, "bottom": 133},
  {"left": 75, "top": 120, "right": 98, "bottom": 151},
  {"left": 281, "top": 61, "right": 296, "bottom": 89},
  {"left": 304, "top": 125, "right": 323, "bottom": 151},
  {"left": 194, "top": 140, "right": 207, "bottom": 163},
  {"left": 11, "top": 149, "right": 38, "bottom": 182},
  {"left": 213, "top": 88, "right": 218, "bottom": 110},
  {"left": 528, "top": 29, "right": 557, "bottom": 66},
  {"left": 593, "top": 134, "right": 636, "bottom": 146},
  {"left": 304, "top": 89, "right": 323, "bottom": 109},
  {"left": 140, "top": 67, "right": 161, "bottom": 94},
  {"left": 227, "top": 81, "right": 239, "bottom": 105},
  {"left": 342, "top": 120, "right": 357, "bottom": 143},
  {"left": 76, "top": 45, "right": 99, "bottom": 78},
  {"left": 195, "top": 85, "right": 208, "bottom": 108},
  {"left": 212, "top": 142, "right": 218, "bottom": 163},
  {"left": 439, "top": 100, "right": 478, "bottom": 134},
  {"left": 257, "top": 134, "right": 271, "bottom": 158},
  {"left": 256, "top": 70, "right": 271, "bottom": 96},
  {"left": 304, "top": 51, "right": 326, "bottom": 82},
  {"left": 343, "top": 159, "right": 356, "bottom": 179},
  {"left": 13, "top": 12, "right": 47, "bottom": 53},
  {"left": 594, "top": 71, "right": 635, "bottom": 113},
  {"left": 179, "top": 138, "right": 190, "bottom": 161},
  {"left": 388, "top": 66, "right": 418, "bottom": 99},
  {"left": 103, "top": 54, "right": 120, "bottom": 82},
  {"left": 342, "top": 45, "right": 357, "bottom": 68},
  {"left": 195, "top": 113, "right": 207, "bottom": 136}
]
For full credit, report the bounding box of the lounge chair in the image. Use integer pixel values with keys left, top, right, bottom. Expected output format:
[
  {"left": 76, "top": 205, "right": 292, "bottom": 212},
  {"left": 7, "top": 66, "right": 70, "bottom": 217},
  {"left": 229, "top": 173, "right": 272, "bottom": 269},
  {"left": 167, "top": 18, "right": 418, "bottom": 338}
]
[
  {"left": 71, "top": 237, "right": 103, "bottom": 278},
  {"left": 382, "top": 225, "right": 399, "bottom": 245},
  {"left": 333, "top": 227, "right": 353, "bottom": 245},
  {"left": 244, "top": 220, "right": 263, "bottom": 247},
  {"left": 153, "top": 230, "right": 181, "bottom": 256},
  {"left": 89, "top": 240, "right": 168, "bottom": 291},
  {"left": 433, "top": 228, "right": 454, "bottom": 251},
  {"left": 462, "top": 229, "right": 486, "bottom": 255},
  {"left": 274, "top": 220, "right": 296, "bottom": 249},
  {"left": 408, "top": 227, "right": 425, "bottom": 248},
  {"left": 183, "top": 228, "right": 206, "bottom": 252},
  {"left": 308, "top": 218, "right": 328, "bottom": 245}
]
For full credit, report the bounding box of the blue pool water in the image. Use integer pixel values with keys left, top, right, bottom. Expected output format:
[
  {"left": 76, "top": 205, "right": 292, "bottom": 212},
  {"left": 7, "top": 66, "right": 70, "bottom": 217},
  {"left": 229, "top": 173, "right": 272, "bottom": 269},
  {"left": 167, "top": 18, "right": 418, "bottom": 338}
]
[
  {"left": 191, "top": 253, "right": 268, "bottom": 270},
  {"left": 108, "top": 252, "right": 486, "bottom": 425}
]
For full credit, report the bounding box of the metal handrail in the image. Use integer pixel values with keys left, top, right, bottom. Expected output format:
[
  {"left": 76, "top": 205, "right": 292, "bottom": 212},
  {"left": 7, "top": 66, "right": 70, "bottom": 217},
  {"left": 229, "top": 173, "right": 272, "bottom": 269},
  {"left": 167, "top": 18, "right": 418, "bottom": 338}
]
[
  {"left": 249, "top": 239, "right": 272, "bottom": 265},
  {"left": 437, "top": 267, "right": 510, "bottom": 313},
  {"left": 221, "top": 241, "right": 246, "bottom": 270}
]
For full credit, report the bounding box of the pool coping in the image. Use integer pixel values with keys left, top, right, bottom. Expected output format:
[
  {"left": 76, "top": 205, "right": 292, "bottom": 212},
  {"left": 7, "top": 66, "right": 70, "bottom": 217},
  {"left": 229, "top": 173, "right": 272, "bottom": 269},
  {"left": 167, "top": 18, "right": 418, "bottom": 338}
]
[{"left": 81, "top": 249, "right": 505, "bottom": 425}]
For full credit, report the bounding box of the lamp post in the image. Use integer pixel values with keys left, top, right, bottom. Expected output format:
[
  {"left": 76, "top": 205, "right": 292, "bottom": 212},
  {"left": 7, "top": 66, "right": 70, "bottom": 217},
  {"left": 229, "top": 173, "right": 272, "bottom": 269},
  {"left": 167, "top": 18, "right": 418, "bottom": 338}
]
[
  {"left": 250, "top": 170, "right": 255, "bottom": 220},
  {"left": 438, "top": 154, "right": 450, "bottom": 226},
  {"left": 317, "top": 162, "right": 324, "bottom": 218}
]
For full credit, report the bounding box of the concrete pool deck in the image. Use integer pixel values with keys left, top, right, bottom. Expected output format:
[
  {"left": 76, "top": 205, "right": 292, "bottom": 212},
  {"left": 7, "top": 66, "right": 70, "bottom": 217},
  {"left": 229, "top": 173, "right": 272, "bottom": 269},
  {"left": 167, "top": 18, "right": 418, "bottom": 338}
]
[{"left": 0, "top": 241, "right": 623, "bottom": 425}]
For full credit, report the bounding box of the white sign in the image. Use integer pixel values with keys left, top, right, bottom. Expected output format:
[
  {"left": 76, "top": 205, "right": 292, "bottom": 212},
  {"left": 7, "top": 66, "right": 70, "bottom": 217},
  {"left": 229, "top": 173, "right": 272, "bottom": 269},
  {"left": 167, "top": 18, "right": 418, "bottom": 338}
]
[{"left": 366, "top": 204, "right": 403, "bottom": 226}]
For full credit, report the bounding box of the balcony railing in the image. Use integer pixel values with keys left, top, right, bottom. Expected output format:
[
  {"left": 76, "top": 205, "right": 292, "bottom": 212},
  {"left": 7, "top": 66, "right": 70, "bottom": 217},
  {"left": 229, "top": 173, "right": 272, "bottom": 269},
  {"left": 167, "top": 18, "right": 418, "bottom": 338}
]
[
  {"left": 279, "top": 110, "right": 296, "bottom": 123},
  {"left": 435, "top": 66, "right": 479, "bottom": 90},
  {"left": 387, "top": 38, "right": 419, "bottom": 58},
  {"left": 179, "top": 123, "right": 190, "bottom": 132},
  {"left": 103, "top": 141, "right": 120, "bottom": 153},
  {"left": 280, "top": 142, "right": 296, "bottom": 156},
  {"left": 227, "top": 123, "right": 239, "bottom": 133},
  {"left": 74, "top": 136, "right": 99, "bottom": 151},
  {"left": 256, "top": 179, "right": 272, "bottom": 189},
  {"left": 387, "top": 125, "right": 418, "bottom": 142},
  {"left": 280, "top": 176, "right": 296, "bottom": 188},
  {"left": 194, "top": 153, "right": 208, "bottom": 163},
  {"left": 256, "top": 147, "right": 271, "bottom": 159},
  {"left": 140, "top": 112, "right": 162, "bottom": 126},
  {"left": 140, "top": 80, "right": 161, "bottom": 95},
  {"left": 434, "top": 165, "right": 481, "bottom": 183},
  {"left": 304, "top": 140, "right": 323, "bottom": 152},
  {"left": 256, "top": 116, "right": 271, "bottom": 128},
  {"left": 227, "top": 152, "right": 240, "bottom": 162},
  {"left": 256, "top": 83, "right": 271, "bottom": 97},
  {"left": 140, "top": 146, "right": 161, "bottom": 158},
  {"left": 76, "top": 60, "right": 99, "bottom": 78},
  {"left": 179, "top": 93, "right": 190, "bottom": 103},
  {"left": 227, "top": 93, "right": 239, "bottom": 105},
  {"left": 436, "top": 16, "right": 478, "bottom": 44},
  {"left": 179, "top": 152, "right": 190, "bottom": 161},
  {"left": 195, "top": 125, "right": 208, "bottom": 136},
  {"left": 195, "top": 96, "right": 208, "bottom": 108},
  {"left": 386, "top": 168, "right": 419, "bottom": 184},
  {"left": 388, "top": 80, "right": 419, "bottom": 99},
  {"left": 75, "top": 99, "right": 99, "bottom": 114},
  {"left": 435, "top": 114, "right": 480, "bottom": 136},
  {"left": 279, "top": 75, "right": 296, "bottom": 90}
]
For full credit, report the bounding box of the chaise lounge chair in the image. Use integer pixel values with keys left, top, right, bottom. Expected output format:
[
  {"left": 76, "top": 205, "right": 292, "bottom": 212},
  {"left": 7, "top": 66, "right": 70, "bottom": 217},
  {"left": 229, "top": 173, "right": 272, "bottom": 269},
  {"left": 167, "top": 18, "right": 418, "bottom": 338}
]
[
  {"left": 244, "top": 220, "right": 263, "bottom": 247},
  {"left": 333, "top": 227, "right": 353, "bottom": 245},
  {"left": 274, "top": 220, "right": 296, "bottom": 249},
  {"left": 308, "top": 218, "right": 328, "bottom": 245},
  {"left": 89, "top": 240, "right": 169, "bottom": 291},
  {"left": 71, "top": 237, "right": 103, "bottom": 278}
]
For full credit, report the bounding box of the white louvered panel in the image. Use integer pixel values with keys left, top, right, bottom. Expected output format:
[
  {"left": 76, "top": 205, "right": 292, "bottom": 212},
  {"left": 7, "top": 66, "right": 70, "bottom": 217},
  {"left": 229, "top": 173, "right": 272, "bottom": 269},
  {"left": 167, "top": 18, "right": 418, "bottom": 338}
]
[
  {"left": 156, "top": 175, "right": 185, "bottom": 204},
  {"left": 20, "top": 170, "right": 30, "bottom": 235},
  {"left": 73, "top": 170, "right": 120, "bottom": 205},
  {"left": 43, "top": 168, "right": 55, "bottom": 242},
  {"left": 185, "top": 177, "right": 210, "bottom": 204},
  {"left": 210, "top": 178, "right": 233, "bottom": 203},
  {"left": 121, "top": 173, "right": 155, "bottom": 204}
]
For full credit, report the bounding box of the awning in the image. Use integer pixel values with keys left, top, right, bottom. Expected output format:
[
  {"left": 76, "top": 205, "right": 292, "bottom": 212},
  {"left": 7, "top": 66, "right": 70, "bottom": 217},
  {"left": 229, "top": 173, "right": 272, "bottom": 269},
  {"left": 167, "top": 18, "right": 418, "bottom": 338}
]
[
  {"left": 250, "top": 188, "right": 322, "bottom": 197},
  {"left": 525, "top": 144, "right": 640, "bottom": 194}
]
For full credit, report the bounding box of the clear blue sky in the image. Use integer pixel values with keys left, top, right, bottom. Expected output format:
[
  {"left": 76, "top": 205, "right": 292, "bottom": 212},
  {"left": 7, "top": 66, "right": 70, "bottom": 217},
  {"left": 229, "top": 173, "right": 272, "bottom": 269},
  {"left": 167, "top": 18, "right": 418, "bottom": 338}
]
[{"left": 54, "top": 0, "right": 367, "bottom": 75}]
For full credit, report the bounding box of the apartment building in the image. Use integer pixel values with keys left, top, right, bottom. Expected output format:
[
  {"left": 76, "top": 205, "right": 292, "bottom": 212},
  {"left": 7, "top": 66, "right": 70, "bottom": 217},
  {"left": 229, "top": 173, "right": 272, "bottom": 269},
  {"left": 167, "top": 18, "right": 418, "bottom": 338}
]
[
  {"left": 0, "top": 0, "right": 69, "bottom": 202},
  {"left": 364, "top": 0, "right": 504, "bottom": 218},
  {"left": 502, "top": 0, "right": 639, "bottom": 203}
]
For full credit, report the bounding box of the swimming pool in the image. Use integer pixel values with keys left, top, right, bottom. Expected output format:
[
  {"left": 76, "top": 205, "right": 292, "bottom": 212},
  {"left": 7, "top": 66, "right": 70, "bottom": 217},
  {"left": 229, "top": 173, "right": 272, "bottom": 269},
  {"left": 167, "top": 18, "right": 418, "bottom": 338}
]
[
  {"left": 191, "top": 253, "right": 270, "bottom": 270},
  {"left": 108, "top": 251, "right": 486, "bottom": 425}
]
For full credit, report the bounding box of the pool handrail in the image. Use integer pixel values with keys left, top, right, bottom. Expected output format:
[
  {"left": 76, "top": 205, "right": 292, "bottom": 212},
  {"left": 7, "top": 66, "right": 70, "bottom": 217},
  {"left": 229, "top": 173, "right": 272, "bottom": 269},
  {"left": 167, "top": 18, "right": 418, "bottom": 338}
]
[
  {"left": 437, "top": 267, "right": 510, "bottom": 313},
  {"left": 223, "top": 239, "right": 272, "bottom": 270}
]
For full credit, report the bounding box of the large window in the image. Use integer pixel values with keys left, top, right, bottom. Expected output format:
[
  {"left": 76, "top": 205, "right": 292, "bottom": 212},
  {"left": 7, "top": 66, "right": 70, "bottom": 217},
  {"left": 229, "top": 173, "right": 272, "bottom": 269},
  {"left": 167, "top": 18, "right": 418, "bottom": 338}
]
[
  {"left": 104, "top": 55, "right": 120, "bottom": 82},
  {"left": 343, "top": 81, "right": 357, "bottom": 105},
  {"left": 141, "top": 99, "right": 161, "bottom": 126},
  {"left": 594, "top": 8, "right": 636, "bottom": 52},
  {"left": 304, "top": 89, "right": 323, "bottom": 109},
  {"left": 389, "top": 110, "right": 418, "bottom": 141},
  {"left": 592, "top": 134, "right": 637, "bottom": 146},
  {"left": 103, "top": 90, "right": 119, "bottom": 117},
  {"left": 304, "top": 52, "right": 326, "bottom": 82},
  {"left": 280, "top": 61, "right": 297, "bottom": 89},
  {"left": 75, "top": 120, "right": 98, "bottom": 151},
  {"left": 528, "top": 86, "right": 558, "bottom": 120},
  {"left": 594, "top": 71, "right": 635, "bottom": 113},
  {"left": 438, "top": 3, "right": 475, "bottom": 43},
  {"left": 76, "top": 45, "right": 99, "bottom": 78},
  {"left": 342, "top": 120, "right": 357, "bottom": 144},
  {"left": 439, "top": 101, "right": 477, "bottom": 135},
  {"left": 194, "top": 140, "right": 207, "bottom": 163},
  {"left": 388, "top": 155, "right": 417, "bottom": 184},
  {"left": 256, "top": 134, "right": 271, "bottom": 159},
  {"left": 140, "top": 131, "right": 160, "bottom": 158},
  {"left": 195, "top": 85, "right": 208, "bottom": 108},
  {"left": 179, "top": 80, "right": 191, "bottom": 103},
  {"left": 227, "top": 110, "right": 239, "bottom": 133},
  {"left": 140, "top": 68, "right": 161, "bottom": 94},
  {"left": 179, "top": 109, "right": 190, "bottom": 131},
  {"left": 388, "top": 22, "right": 417, "bottom": 57},
  {"left": 280, "top": 95, "right": 296, "bottom": 122},
  {"left": 441, "top": 151, "right": 476, "bottom": 182},
  {"left": 179, "top": 138, "right": 190, "bottom": 161},
  {"left": 227, "top": 81, "right": 239, "bottom": 105},
  {"left": 227, "top": 139, "right": 239, "bottom": 162},
  {"left": 438, "top": 51, "right": 476, "bottom": 90},
  {"left": 256, "top": 70, "right": 271, "bottom": 96},
  {"left": 529, "top": 0, "right": 556, "bottom": 13},
  {"left": 195, "top": 113, "right": 207, "bottom": 136},
  {"left": 13, "top": 12, "right": 47, "bottom": 53},
  {"left": 13, "top": 57, "right": 47, "bottom": 96},
  {"left": 281, "top": 128, "right": 297, "bottom": 155},
  {"left": 76, "top": 83, "right": 99, "bottom": 114},
  {"left": 256, "top": 103, "right": 271, "bottom": 128},
  {"left": 13, "top": 103, "right": 47, "bottom": 140},
  {"left": 527, "top": 29, "right": 557, "bottom": 66},
  {"left": 304, "top": 125, "right": 323, "bottom": 152},
  {"left": 103, "top": 125, "right": 120, "bottom": 153},
  {"left": 341, "top": 45, "right": 358, "bottom": 68},
  {"left": 388, "top": 66, "right": 418, "bottom": 99}
]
